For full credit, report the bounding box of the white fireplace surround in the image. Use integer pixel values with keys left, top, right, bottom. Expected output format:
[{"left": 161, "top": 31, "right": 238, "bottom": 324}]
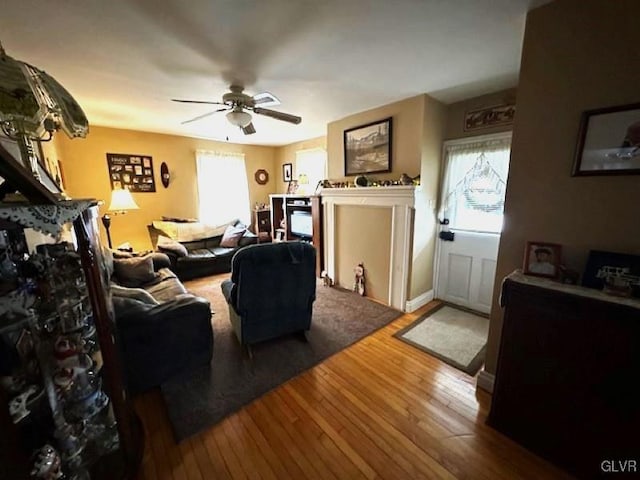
[{"left": 321, "top": 186, "right": 415, "bottom": 311}]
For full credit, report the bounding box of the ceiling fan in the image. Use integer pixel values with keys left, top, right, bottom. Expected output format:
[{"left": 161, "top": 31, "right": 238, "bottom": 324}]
[{"left": 172, "top": 85, "right": 302, "bottom": 135}]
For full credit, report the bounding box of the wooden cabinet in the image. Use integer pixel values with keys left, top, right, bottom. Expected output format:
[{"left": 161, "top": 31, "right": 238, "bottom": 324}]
[
  {"left": 269, "top": 194, "right": 323, "bottom": 276},
  {"left": 253, "top": 208, "right": 271, "bottom": 243},
  {"left": 0, "top": 202, "right": 143, "bottom": 479},
  {"left": 488, "top": 273, "right": 640, "bottom": 478}
]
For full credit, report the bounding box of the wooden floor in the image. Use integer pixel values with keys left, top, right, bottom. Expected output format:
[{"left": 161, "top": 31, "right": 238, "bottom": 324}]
[{"left": 132, "top": 301, "right": 571, "bottom": 480}]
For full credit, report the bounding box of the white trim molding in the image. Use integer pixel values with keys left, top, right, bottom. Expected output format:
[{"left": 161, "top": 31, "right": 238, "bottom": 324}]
[
  {"left": 322, "top": 186, "right": 415, "bottom": 311},
  {"left": 405, "top": 289, "right": 434, "bottom": 312},
  {"left": 476, "top": 369, "right": 495, "bottom": 393}
]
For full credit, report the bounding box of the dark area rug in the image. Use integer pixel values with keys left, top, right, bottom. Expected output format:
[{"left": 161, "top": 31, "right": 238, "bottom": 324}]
[{"left": 161, "top": 274, "right": 402, "bottom": 441}]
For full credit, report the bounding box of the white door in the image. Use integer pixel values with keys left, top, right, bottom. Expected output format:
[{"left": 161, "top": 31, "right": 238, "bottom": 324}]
[{"left": 435, "top": 133, "right": 512, "bottom": 314}]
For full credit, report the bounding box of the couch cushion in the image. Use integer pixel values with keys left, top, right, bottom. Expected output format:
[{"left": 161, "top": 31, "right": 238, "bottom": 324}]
[
  {"left": 211, "top": 247, "right": 235, "bottom": 257},
  {"left": 157, "top": 235, "right": 188, "bottom": 257},
  {"left": 220, "top": 224, "right": 246, "bottom": 247},
  {"left": 182, "top": 248, "right": 216, "bottom": 260},
  {"left": 112, "top": 296, "right": 154, "bottom": 320},
  {"left": 113, "top": 255, "right": 159, "bottom": 287},
  {"left": 111, "top": 284, "right": 159, "bottom": 305},
  {"left": 144, "top": 268, "right": 187, "bottom": 302}
]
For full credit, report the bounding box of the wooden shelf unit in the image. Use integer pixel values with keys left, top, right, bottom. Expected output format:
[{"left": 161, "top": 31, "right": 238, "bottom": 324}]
[{"left": 269, "top": 194, "right": 323, "bottom": 275}]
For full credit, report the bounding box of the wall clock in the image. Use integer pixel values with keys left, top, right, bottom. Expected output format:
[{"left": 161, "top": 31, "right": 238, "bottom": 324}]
[{"left": 254, "top": 169, "right": 269, "bottom": 185}]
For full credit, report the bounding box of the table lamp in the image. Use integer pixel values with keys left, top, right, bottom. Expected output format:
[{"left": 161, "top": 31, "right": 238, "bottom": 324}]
[
  {"left": 101, "top": 188, "right": 139, "bottom": 249},
  {"left": 297, "top": 173, "right": 309, "bottom": 194}
]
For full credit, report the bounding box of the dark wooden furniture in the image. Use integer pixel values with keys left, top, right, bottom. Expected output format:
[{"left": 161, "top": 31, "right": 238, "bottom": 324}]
[
  {"left": 269, "top": 194, "right": 323, "bottom": 276},
  {"left": 489, "top": 273, "right": 640, "bottom": 479},
  {"left": 253, "top": 208, "right": 272, "bottom": 243}
]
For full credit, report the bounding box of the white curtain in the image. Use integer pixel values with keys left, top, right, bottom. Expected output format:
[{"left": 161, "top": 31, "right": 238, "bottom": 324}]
[
  {"left": 440, "top": 136, "right": 511, "bottom": 233},
  {"left": 196, "top": 150, "right": 251, "bottom": 226},
  {"left": 295, "top": 148, "right": 327, "bottom": 194}
]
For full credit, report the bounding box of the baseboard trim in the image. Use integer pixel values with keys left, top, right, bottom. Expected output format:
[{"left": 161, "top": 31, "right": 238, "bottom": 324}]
[
  {"left": 476, "top": 369, "right": 495, "bottom": 393},
  {"left": 405, "top": 289, "right": 434, "bottom": 312}
]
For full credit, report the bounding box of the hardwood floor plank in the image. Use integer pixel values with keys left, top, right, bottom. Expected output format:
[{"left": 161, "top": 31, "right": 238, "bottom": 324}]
[
  {"left": 273, "top": 387, "right": 361, "bottom": 480},
  {"left": 247, "top": 399, "right": 320, "bottom": 480},
  {"left": 131, "top": 294, "right": 571, "bottom": 480},
  {"left": 284, "top": 383, "right": 379, "bottom": 480},
  {"left": 227, "top": 414, "right": 278, "bottom": 480},
  {"left": 261, "top": 391, "right": 342, "bottom": 480},
  {"left": 236, "top": 410, "right": 292, "bottom": 480},
  {"left": 211, "top": 420, "right": 249, "bottom": 480},
  {"left": 292, "top": 376, "right": 422, "bottom": 480},
  {"left": 199, "top": 429, "right": 233, "bottom": 480}
]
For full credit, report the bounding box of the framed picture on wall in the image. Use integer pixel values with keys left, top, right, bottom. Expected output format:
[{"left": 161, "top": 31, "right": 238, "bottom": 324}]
[
  {"left": 283, "top": 163, "right": 292, "bottom": 182},
  {"left": 572, "top": 102, "right": 640, "bottom": 176},
  {"left": 106, "top": 153, "right": 156, "bottom": 192},
  {"left": 464, "top": 104, "right": 515, "bottom": 131},
  {"left": 344, "top": 117, "right": 392, "bottom": 176}
]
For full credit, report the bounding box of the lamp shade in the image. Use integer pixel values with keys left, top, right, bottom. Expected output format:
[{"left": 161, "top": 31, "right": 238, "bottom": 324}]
[
  {"left": 226, "top": 109, "right": 252, "bottom": 128},
  {"left": 107, "top": 189, "right": 139, "bottom": 213},
  {"left": 0, "top": 42, "right": 89, "bottom": 139}
]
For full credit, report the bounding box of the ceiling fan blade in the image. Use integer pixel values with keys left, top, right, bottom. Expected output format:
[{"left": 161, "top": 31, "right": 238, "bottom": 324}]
[
  {"left": 253, "top": 107, "right": 302, "bottom": 124},
  {"left": 252, "top": 92, "right": 280, "bottom": 107},
  {"left": 180, "top": 107, "right": 230, "bottom": 125},
  {"left": 172, "top": 99, "right": 227, "bottom": 105},
  {"left": 242, "top": 122, "right": 256, "bottom": 135}
]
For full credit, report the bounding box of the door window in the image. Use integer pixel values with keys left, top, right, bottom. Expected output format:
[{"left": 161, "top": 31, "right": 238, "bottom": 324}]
[{"left": 440, "top": 135, "right": 511, "bottom": 233}]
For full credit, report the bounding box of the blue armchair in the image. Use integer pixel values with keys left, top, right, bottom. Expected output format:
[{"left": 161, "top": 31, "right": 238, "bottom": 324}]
[{"left": 221, "top": 242, "right": 316, "bottom": 352}]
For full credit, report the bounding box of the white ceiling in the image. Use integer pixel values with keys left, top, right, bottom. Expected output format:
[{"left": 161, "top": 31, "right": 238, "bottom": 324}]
[{"left": 1, "top": 0, "right": 550, "bottom": 146}]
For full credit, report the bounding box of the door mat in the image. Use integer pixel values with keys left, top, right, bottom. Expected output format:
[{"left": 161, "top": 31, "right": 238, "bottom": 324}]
[{"left": 394, "top": 304, "right": 489, "bottom": 375}]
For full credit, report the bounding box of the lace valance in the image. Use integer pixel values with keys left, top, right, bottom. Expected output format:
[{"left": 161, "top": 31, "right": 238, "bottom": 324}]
[{"left": 0, "top": 200, "right": 93, "bottom": 236}]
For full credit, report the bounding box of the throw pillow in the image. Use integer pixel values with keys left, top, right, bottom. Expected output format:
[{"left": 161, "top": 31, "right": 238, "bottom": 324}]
[
  {"left": 113, "top": 256, "right": 159, "bottom": 288},
  {"left": 157, "top": 235, "right": 188, "bottom": 257},
  {"left": 110, "top": 284, "right": 159, "bottom": 305},
  {"left": 220, "top": 225, "right": 246, "bottom": 248}
]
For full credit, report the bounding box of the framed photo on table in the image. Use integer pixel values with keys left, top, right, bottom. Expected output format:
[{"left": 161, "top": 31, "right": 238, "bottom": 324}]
[
  {"left": 523, "top": 241, "right": 562, "bottom": 279},
  {"left": 572, "top": 102, "right": 640, "bottom": 176}
]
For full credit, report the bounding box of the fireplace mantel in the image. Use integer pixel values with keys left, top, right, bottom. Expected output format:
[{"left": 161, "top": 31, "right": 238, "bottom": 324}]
[{"left": 321, "top": 186, "right": 415, "bottom": 310}]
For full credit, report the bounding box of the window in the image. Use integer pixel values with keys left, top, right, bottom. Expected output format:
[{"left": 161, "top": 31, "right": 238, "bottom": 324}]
[
  {"left": 440, "top": 134, "right": 511, "bottom": 233},
  {"left": 295, "top": 148, "right": 327, "bottom": 194},
  {"left": 196, "top": 150, "right": 250, "bottom": 226}
]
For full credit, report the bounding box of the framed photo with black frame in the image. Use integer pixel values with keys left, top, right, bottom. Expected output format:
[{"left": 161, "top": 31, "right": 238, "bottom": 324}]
[
  {"left": 283, "top": 163, "right": 292, "bottom": 182},
  {"left": 572, "top": 102, "right": 640, "bottom": 176},
  {"left": 344, "top": 117, "right": 392, "bottom": 176}
]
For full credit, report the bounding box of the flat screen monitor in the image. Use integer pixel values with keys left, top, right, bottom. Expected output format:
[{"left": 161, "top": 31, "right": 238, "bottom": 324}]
[{"left": 290, "top": 211, "right": 312, "bottom": 238}]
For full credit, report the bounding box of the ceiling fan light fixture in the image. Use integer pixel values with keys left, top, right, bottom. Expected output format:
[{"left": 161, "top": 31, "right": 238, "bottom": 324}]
[{"left": 226, "top": 109, "right": 252, "bottom": 128}]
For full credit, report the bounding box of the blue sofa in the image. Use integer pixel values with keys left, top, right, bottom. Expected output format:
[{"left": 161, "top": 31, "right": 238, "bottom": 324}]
[{"left": 221, "top": 242, "right": 316, "bottom": 352}]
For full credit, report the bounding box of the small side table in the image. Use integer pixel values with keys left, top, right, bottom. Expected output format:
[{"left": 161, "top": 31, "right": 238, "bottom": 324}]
[{"left": 254, "top": 208, "right": 272, "bottom": 243}]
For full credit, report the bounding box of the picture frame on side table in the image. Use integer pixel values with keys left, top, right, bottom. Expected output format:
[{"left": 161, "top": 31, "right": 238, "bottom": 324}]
[
  {"left": 344, "top": 117, "right": 392, "bottom": 176},
  {"left": 572, "top": 102, "right": 640, "bottom": 176},
  {"left": 523, "top": 241, "right": 562, "bottom": 279}
]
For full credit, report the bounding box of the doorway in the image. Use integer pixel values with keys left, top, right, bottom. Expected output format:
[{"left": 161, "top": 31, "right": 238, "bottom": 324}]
[{"left": 434, "top": 132, "right": 512, "bottom": 314}]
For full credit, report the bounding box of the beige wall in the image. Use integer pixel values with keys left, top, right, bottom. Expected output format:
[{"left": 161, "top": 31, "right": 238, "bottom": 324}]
[
  {"left": 57, "top": 126, "right": 276, "bottom": 250},
  {"left": 325, "top": 94, "right": 447, "bottom": 303},
  {"left": 274, "top": 136, "right": 326, "bottom": 194},
  {"left": 485, "top": 0, "right": 640, "bottom": 375},
  {"left": 335, "top": 205, "right": 392, "bottom": 303},
  {"left": 410, "top": 95, "right": 447, "bottom": 298},
  {"left": 327, "top": 95, "right": 425, "bottom": 182},
  {"left": 445, "top": 88, "right": 517, "bottom": 141}
]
